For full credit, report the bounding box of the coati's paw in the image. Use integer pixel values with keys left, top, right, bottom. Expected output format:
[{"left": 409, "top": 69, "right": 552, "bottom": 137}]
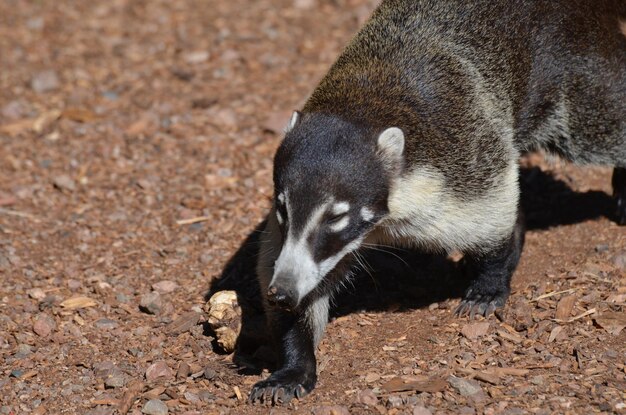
[
  {"left": 455, "top": 286, "right": 508, "bottom": 319},
  {"left": 249, "top": 368, "right": 315, "bottom": 405}
]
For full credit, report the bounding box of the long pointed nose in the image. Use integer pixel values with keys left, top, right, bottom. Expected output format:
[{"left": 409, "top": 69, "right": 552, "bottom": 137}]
[{"left": 267, "top": 285, "right": 298, "bottom": 310}]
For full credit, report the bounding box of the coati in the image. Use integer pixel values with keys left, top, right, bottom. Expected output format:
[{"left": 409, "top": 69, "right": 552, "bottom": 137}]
[{"left": 249, "top": 0, "right": 626, "bottom": 404}]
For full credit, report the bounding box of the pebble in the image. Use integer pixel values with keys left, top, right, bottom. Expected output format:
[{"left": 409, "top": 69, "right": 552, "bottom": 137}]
[
  {"left": 197, "top": 390, "right": 214, "bottom": 402},
  {"left": 311, "top": 405, "right": 350, "bottom": 415},
  {"left": 183, "top": 51, "right": 210, "bottom": 64},
  {"left": 140, "top": 292, "right": 163, "bottom": 315},
  {"left": 145, "top": 361, "right": 173, "bottom": 382},
  {"left": 460, "top": 322, "right": 490, "bottom": 340},
  {"left": 413, "top": 406, "right": 433, "bottom": 415},
  {"left": 10, "top": 369, "right": 23, "bottom": 378},
  {"left": 448, "top": 376, "right": 485, "bottom": 402},
  {"left": 142, "top": 399, "right": 168, "bottom": 415},
  {"left": 387, "top": 395, "right": 404, "bottom": 407},
  {"left": 364, "top": 372, "right": 380, "bottom": 383},
  {"left": 27, "top": 288, "right": 46, "bottom": 300},
  {"left": 33, "top": 313, "right": 56, "bottom": 337},
  {"left": 203, "top": 366, "right": 217, "bottom": 380},
  {"left": 15, "top": 344, "right": 32, "bottom": 358},
  {"left": 31, "top": 70, "right": 60, "bottom": 93},
  {"left": 104, "top": 369, "right": 127, "bottom": 388},
  {"left": 166, "top": 311, "right": 200, "bottom": 335},
  {"left": 176, "top": 362, "right": 190, "bottom": 380},
  {"left": 357, "top": 389, "right": 378, "bottom": 406},
  {"left": 53, "top": 175, "right": 76, "bottom": 192},
  {"left": 152, "top": 280, "right": 178, "bottom": 294},
  {"left": 612, "top": 251, "right": 626, "bottom": 270},
  {"left": 94, "top": 318, "right": 118, "bottom": 330}
]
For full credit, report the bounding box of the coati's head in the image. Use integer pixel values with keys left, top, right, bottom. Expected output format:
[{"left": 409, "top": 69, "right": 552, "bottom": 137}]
[{"left": 267, "top": 111, "right": 404, "bottom": 310}]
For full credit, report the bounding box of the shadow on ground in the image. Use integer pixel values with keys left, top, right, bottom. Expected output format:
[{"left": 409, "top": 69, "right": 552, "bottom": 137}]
[{"left": 206, "top": 166, "right": 616, "bottom": 369}]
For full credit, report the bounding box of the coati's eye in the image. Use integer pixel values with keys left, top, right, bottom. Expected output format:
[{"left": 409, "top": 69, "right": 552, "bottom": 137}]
[{"left": 326, "top": 213, "right": 350, "bottom": 232}]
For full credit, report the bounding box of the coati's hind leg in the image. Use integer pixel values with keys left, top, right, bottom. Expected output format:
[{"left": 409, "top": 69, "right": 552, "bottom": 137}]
[
  {"left": 456, "top": 210, "right": 525, "bottom": 318},
  {"left": 613, "top": 167, "right": 626, "bottom": 226}
]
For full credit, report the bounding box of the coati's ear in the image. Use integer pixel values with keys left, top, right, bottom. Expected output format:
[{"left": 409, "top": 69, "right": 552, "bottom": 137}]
[
  {"left": 377, "top": 127, "right": 405, "bottom": 171},
  {"left": 284, "top": 110, "right": 301, "bottom": 133}
]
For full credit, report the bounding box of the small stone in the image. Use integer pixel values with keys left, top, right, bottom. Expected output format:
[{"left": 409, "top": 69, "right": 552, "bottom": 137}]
[
  {"left": 176, "top": 362, "right": 190, "bottom": 380},
  {"left": 448, "top": 376, "right": 485, "bottom": 402},
  {"left": 104, "top": 368, "right": 127, "bottom": 388},
  {"left": 145, "top": 361, "right": 173, "bottom": 382},
  {"left": 530, "top": 375, "right": 544, "bottom": 385},
  {"left": 183, "top": 391, "right": 200, "bottom": 404},
  {"left": 413, "top": 406, "right": 433, "bottom": 415},
  {"left": 460, "top": 322, "right": 490, "bottom": 340},
  {"left": 612, "top": 251, "right": 626, "bottom": 270},
  {"left": 10, "top": 369, "right": 23, "bottom": 378},
  {"left": 311, "top": 405, "right": 350, "bottom": 415},
  {"left": 142, "top": 399, "right": 168, "bottom": 415},
  {"left": 387, "top": 395, "right": 404, "bottom": 408},
  {"left": 198, "top": 390, "right": 214, "bottom": 402},
  {"left": 33, "top": 313, "right": 56, "bottom": 337},
  {"left": 140, "top": 292, "right": 163, "bottom": 315},
  {"left": 31, "top": 70, "right": 60, "bottom": 93},
  {"left": 183, "top": 51, "right": 210, "bottom": 64},
  {"left": 15, "top": 344, "right": 32, "bottom": 358},
  {"left": 27, "top": 288, "right": 46, "bottom": 300},
  {"left": 203, "top": 366, "right": 217, "bottom": 380},
  {"left": 166, "top": 311, "right": 200, "bottom": 335},
  {"left": 212, "top": 108, "right": 237, "bottom": 129},
  {"left": 95, "top": 318, "right": 119, "bottom": 330},
  {"left": 53, "top": 175, "right": 76, "bottom": 192},
  {"left": 364, "top": 372, "right": 380, "bottom": 383},
  {"left": 595, "top": 244, "right": 609, "bottom": 253},
  {"left": 357, "top": 389, "right": 378, "bottom": 406},
  {"left": 152, "top": 280, "right": 178, "bottom": 294}
]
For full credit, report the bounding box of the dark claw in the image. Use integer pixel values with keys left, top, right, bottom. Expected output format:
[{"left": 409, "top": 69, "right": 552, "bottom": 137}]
[
  {"left": 295, "top": 384, "right": 306, "bottom": 399},
  {"left": 485, "top": 302, "right": 497, "bottom": 317},
  {"left": 455, "top": 300, "right": 474, "bottom": 317}
]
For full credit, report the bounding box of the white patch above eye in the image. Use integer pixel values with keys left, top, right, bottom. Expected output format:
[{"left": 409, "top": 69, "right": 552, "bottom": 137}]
[
  {"left": 276, "top": 209, "right": 284, "bottom": 225},
  {"left": 329, "top": 215, "right": 349, "bottom": 232},
  {"left": 360, "top": 207, "right": 374, "bottom": 222},
  {"left": 331, "top": 201, "right": 350, "bottom": 215}
]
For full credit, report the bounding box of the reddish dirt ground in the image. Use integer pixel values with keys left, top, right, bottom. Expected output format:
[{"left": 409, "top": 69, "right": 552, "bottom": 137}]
[{"left": 0, "top": 1, "right": 625, "bottom": 414}]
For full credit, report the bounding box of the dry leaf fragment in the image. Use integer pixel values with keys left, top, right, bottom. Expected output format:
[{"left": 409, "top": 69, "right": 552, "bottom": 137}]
[
  {"left": 548, "top": 326, "right": 563, "bottom": 343},
  {"left": 594, "top": 312, "right": 626, "bottom": 335},
  {"left": 61, "top": 107, "right": 98, "bottom": 123},
  {"left": 497, "top": 329, "right": 523, "bottom": 344},
  {"left": 60, "top": 296, "right": 98, "bottom": 309},
  {"left": 555, "top": 295, "right": 576, "bottom": 320},
  {"left": 166, "top": 311, "right": 200, "bottom": 335},
  {"left": 381, "top": 376, "right": 447, "bottom": 393}
]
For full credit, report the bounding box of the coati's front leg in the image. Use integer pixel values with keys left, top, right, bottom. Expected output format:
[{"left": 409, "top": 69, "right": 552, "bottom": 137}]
[
  {"left": 249, "top": 210, "right": 329, "bottom": 404},
  {"left": 613, "top": 167, "right": 626, "bottom": 226},
  {"left": 456, "top": 210, "right": 525, "bottom": 318},
  {"left": 249, "top": 297, "right": 328, "bottom": 404}
]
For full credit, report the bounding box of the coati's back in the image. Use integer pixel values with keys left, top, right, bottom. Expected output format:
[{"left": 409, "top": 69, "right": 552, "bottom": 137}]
[{"left": 305, "top": 0, "right": 626, "bottom": 171}]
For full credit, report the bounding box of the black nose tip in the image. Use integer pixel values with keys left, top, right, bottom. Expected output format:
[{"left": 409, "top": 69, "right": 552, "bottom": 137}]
[{"left": 267, "top": 286, "right": 297, "bottom": 310}]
